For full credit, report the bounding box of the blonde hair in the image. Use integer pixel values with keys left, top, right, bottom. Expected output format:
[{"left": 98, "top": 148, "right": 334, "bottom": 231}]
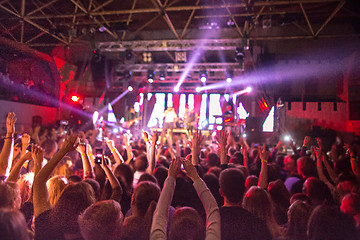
[
  {"left": 46, "top": 175, "right": 68, "bottom": 207},
  {"left": 243, "top": 186, "right": 283, "bottom": 238}
]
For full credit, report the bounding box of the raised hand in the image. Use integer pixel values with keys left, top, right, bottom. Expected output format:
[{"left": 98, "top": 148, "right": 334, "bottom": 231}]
[
  {"left": 216, "top": 129, "right": 229, "bottom": 151},
  {"left": 259, "top": 145, "right": 270, "bottom": 163},
  {"left": 168, "top": 157, "right": 181, "bottom": 178},
  {"left": 151, "top": 131, "right": 159, "bottom": 146},
  {"left": 105, "top": 138, "right": 115, "bottom": 151},
  {"left": 61, "top": 134, "right": 79, "bottom": 153},
  {"left": 142, "top": 130, "right": 150, "bottom": 142},
  {"left": 191, "top": 129, "right": 204, "bottom": 165},
  {"left": 76, "top": 141, "right": 87, "bottom": 155},
  {"left": 315, "top": 137, "right": 323, "bottom": 151},
  {"left": 32, "top": 145, "right": 44, "bottom": 165},
  {"left": 21, "top": 133, "right": 31, "bottom": 147},
  {"left": 123, "top": 133, "right": 130, "bottom": 146},
  {"left": 182, "top": 158, "right": 200, "bottom": 181},
  {"left": 6, "top": 112, "right": 16, "bottom": 137},
  {"left": 303, "top": 136, "right": 311, "bottom": 147}
]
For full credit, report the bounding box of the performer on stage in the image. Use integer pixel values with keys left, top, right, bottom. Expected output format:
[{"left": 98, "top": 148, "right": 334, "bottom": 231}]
[
  {"left": 163, "top": 106, "right": 177, "bottom": 142},
  {"left": 184, "top": 104, "right": 197, "bottom": 136}
]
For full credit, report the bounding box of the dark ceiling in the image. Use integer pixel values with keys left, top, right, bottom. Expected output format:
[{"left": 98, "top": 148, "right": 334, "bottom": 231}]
[{"left": 0, "top": 0, "right": 359, "bottom": 53}]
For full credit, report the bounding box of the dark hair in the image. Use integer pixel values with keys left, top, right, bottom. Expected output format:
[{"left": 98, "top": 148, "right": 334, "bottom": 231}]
[
  {"left": 297, "top": 157, "right": 316, "bottom": 178},
  {"left": 219, "top": 168, "right": 245, "bottom": 204},
  {"left": 308, "top": 204, "right": 357, "bottom": 240},
  {"left": 131, "top": 181, "right": 160, "bottom": 217},
  {"left": 203, "top": 173, "right": 223, "bottom": 206},
  {"left": 114, "top": 164, "right": 134, "bottom": 191},
  {"left": 153, "top": 166, "right": 168, "bottom": 190},
  {"left": 82, "top": 178, "right": 101, "bottom": 201},
  {"left": 0, "top": 182, "right": 20, "bottom": 209},
  {"left": 41, "top": 139, "right": 57, "bottom": 157},
  {"left": 206, "top": 152, "right": 220, "bottom": 167},
  {"left": 303, "top": 177, "right": 333, "bottom": 205},
  {"left": 286, "top": 200, "right": 313, "bottom": 240},
  {"left": 138, "top": 173, "right": 158, "bottom": 185},
  {"left": 134, "top": 154, "right": 149, "bottom": 172},
  {"left": 51, "top": 182, "right": 96, "bottom": 234},
  {"left": 0, "top": 209, "right": 30, "bottom": 240},
  {"left": 169, "top": 207, "right": 205, "bottom": 240}
]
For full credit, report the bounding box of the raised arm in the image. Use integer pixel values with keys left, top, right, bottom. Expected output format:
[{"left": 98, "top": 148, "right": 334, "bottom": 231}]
[
  {"left": 33, "top": 134, "right": 78, "bottom": 218},
  {"left": 0, "top": 112, "right": 16, "bottom": 176},
  {"left": 346, "top": 143, "right": 360, "bottom": 185},
  {"left": 150, "top": 158, "right": 181, "bottom": 240},
  {"left": 76, "top": 141, "right": 94, "bottom": 179},
  {"left": 106, "top": 138, "right": 124, "bottom": 165},
  {"left": 315, "top": 147, "right": 329, "bottom": 184},
  {"left": 147, "top": 132, "right": 158, "bottom": 174},
  {"left": 316, "top": 138, "right": 337, "bottom": 183},
  {"left": 183, "top": 159, "right": 221, "bottom": 240},
  {"left": 20, "top": 133, "right": 31, "bottom": 159},
  {"left": 217, "top": 130, "right": 229, "bottom": 166},
  {"left": 300, "top": 136, "right": 311, "bottom": 157},
  {"left": 191, "top": 129, "right": 204, "bottom": 166},
  {"left": 123, "top": 133, "right": 133, "bottom": 165},
  {"left": 6, "top": 151, "right": 32, "bottom": 182},
  {"left": 258, "top": 145, "right": 269, "bottom": 189},
  {"left": 100, "top": 157, "right": 122, "bottom": 203}
]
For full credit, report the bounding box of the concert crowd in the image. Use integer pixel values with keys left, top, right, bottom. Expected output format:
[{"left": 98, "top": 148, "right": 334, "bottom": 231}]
[{"left": 1, "top": 111, "right": 360, "bottom": 240}]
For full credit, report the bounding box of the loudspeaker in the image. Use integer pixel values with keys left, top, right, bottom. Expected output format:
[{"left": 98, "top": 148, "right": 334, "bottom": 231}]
[{"left": 245, "top": 117, "right": 264, "bottom": 143}]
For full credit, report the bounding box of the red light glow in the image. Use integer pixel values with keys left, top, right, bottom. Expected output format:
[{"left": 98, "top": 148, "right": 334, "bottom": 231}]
[{"left": 71, "top": 95, "right": 80, "bottom": 102}]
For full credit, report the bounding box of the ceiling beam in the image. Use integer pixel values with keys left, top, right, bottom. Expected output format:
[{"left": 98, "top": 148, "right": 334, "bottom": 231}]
[
  {"left": 0, "top": 3, "right": 68, "bottom": 44},
  {"left": 180, "top": 0, "right": 200, "bottom": 39},
  {"left": 121, "top": 0, "right": 137, "bottom": 41},
  {"left": 299, "top": 3, "right": 314, "bottom": 36},
  {"left": 25, "top": 0, "right": 342, "bottom": 20},
  {"left": 315, "top": 0, "right": 346, "bottom": 37},
  {"left": 151, "top": 0, "right": 180, "bottom": 40},
  {"left": 26, "top": 0, "right": 58, "bottom": 16}
]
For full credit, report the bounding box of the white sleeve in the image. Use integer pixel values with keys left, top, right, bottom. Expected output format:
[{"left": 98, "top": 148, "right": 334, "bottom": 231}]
[
  {"left": 150, "top": 176, "right": 176, "bottom": 240},
  {"left": 193, "top": 178, "right": 221, "bottom": 240}
]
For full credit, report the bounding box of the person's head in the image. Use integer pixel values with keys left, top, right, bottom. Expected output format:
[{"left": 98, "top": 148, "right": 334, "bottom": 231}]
[
  {"left": 243, "top": 186, "right": 281, "bottom": 238},
  {"left": 0, "top": 182, "right": 21, "bottom": 209},
  {"left": 78, "top": 200, "right": 123, "bottom": 240},
  {"left": 286, "top": 200, "right": 313, "bottom": 240},
  {"left": 169, "top": 207, "right": 205, "bottom": 240},
  {"left": 202, "top": 173, "right": 223, "bottom": 206},
  {"left": 268, "top": 180, "right": 290, "bottom": 210},
  {"left": 82, "top": 178, "right": 101, "bottom": 201},
  {"left": 41, "top": 139, "right": 58, "bottom": 158},
  {"left": 138, "top": 173, "right": 158, "bottom": 185},
  {"left": 0, "top": 208, "right": 31, "bottom": 240},
  {"left": 206, "top": 152, "right": 220, "bottom": 167},
  {"left": 134, "top": 154, "right": 149, "bottom": 172},
  {"left": 219, "top": 168, "right": 245, "bottom": 205},
  {"left": 114, "top": 164, "right": 134, "bottom": 191},
  {"left": 245, "top": 175, "right": 259, "bottom": 192},
  {"left": 47, "top": 175, "right": 68, "bottom": 207},
  {"left": 308, "top": 205, "right": 357, "bottom": 240},
  {"left": 303, "top": 177, "right": 333, "bottom": 205},
  {"left": 52, "top": 182, "right": 96, "bottom": 234},
  {"left": 297, "top": 156, "right": 316, "bottom": 178},
  {"left": 131, "top": 181, "right": 160, "bottom": 217},
  {"left": 153, "top": 166, "right": 168, "bottom": 190},
  {"left": 341, "top": 193, "right": 360, "bottom": 217},
  {"left": 17, "top": 172, "right": 33, "bottom": 205},
  {"left": 207, "top": 166, "right": 221, "bottom": 178},
  {"left": 290, "top": 193, "right": 312, "bottom": 205},
  {"left": 284, "top": 155, "right": 297, "bottom": 175}
]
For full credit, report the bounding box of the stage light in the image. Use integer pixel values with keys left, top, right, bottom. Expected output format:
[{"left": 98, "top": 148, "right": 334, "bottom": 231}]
[
  {"left": 283, "top": 135, "right": 291, "bottom": 142},
  {"left": 196, "top": 87, "right": 201, "bottom": 92},
  {"left": 174, "top": 86, "right": 180, "bottom": 92},
  {"left": 113, "top": 128, "right": 119, "bottom": 134},
  {"left": 148, "top": 70, "right": 155, "bottom": 83},
  {"left": 125, "top": 49, "right": 133, "bottom": 60},
  {"left": 225, "top": 69, "right": 233, "bottom": 83},
  {"left": 242, "top": 133, "right": 247, "bottom": 138},
  {"left": 245, "top": 86, "right": 252, "bottom": 92},
  {"left": 159, "top": 70, "right": 166, "bottom": 81},
  {"left": 199, "top": 67, "right": 207, "bottom": 83},
  {"left": 71, "top": 95, "right": 80, "bottom": 103},
  {"left": 143, "top": 52, "right": 152, "bottom": 63},
  {"left": 93, "top": 111, "right": 99, "bottom": 125},
  {"left": 235, "top": 47, "right": 244, "bottom": 70},
  {"left": 128, "top": 86, "right": 133, "bottom": 91}
]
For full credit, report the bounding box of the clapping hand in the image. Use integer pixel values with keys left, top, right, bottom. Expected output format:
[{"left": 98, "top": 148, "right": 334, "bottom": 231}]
[{"left": 6, "top": 112, "right": 16, "bottom": 137}]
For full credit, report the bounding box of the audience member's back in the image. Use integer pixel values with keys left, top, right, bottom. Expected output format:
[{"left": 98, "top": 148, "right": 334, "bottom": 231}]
[{"left": 219, "top": 168, "right": 271, "bottom": 240}]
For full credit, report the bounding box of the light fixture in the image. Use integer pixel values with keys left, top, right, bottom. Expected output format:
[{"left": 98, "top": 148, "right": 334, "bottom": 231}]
[
  {"left": 128, "top": 86, "right": 133, "bottom": 92},
  {"left": 143, "top": 52, "right": 152, "bottom": 63},
  {"left": 235, "top": 47, "right": 244, "bottom": 71},
  {"left": 196, "top": 87, "right": 201, "bottom": 92},
  {"left": 225, "top": 69, "right": 233, "bottom": 83},
  {"left": 125, "top": 49, "right": 133, "bottom": 60},
  {"left": 159, "top": 70, "right": 166, "bottom": 81},
  {"left": 174, "top": 86, "right": 180, "bottom": 92},
  {"left": 148, "top": 70, "right": 155, "bottom": 83},
  {"left": 199, "top": 67, "right": 207, "bottom": 83}
]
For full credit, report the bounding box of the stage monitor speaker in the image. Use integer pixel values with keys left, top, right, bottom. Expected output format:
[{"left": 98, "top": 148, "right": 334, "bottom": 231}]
[{"left": 245, "top": 117, "right": 264, "bottom": 144}]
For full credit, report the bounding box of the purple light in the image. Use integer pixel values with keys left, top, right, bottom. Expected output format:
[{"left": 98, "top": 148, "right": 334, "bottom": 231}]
[{"left": 201, "top": 76, "right": 207, "bottom": 82}]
